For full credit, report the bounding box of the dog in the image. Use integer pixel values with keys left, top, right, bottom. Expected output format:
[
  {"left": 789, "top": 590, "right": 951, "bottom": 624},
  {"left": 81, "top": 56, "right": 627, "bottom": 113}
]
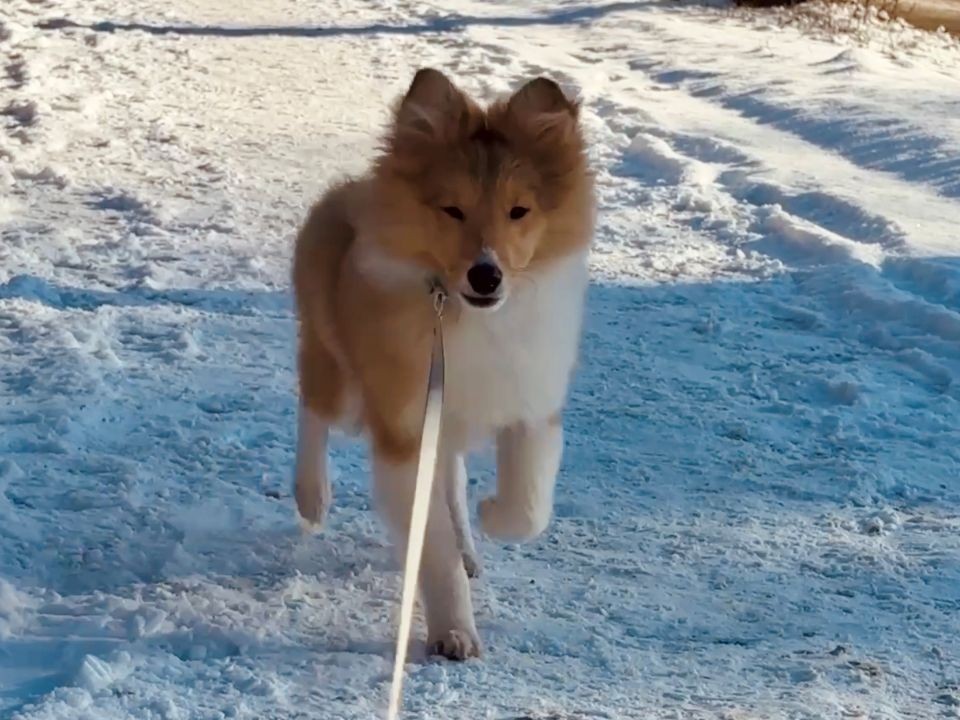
[{"left": 291, "top": 68, "right": 595, "bottom": 659}]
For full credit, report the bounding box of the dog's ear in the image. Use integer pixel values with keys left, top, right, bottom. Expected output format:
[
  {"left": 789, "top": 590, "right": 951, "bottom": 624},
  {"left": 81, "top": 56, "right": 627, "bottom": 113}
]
[
  {"left": 506, "top": 77, "right": 579, "bottom": 140},
  {"left": 498, "top": 77, "right": 586, "bottom": 206},
  {"left": 509, "top": 77, "right": 577, "bottom": 117},
  {"left": 394, "top": 68, "right": 473, "bottom": 143}
]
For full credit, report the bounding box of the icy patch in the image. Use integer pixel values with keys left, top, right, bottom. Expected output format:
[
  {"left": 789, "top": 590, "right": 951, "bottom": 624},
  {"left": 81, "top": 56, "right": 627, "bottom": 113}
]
[
  {"left": 0, "top": 578, "right": 35, "bottom": 639},
  {"left": 624, "top": 132, "right": 689, "bottom": 185},
  {"left": 859, "top": 508, "right": 902, "bottom": 537},
  {"left": 753, "top": 206, "right": 885, "bottom": 268},
  {"left": 622, "top": 132, "right": 719, "bottom": 190},
  {"left": 75, "top": 651, "right": 135, "bottom": 693},
  {"left": 2, "top": 99, "right": 43, "bottom": 127},
  {"left": 13, "top": 165, "right": 69, "bottom": 188}
]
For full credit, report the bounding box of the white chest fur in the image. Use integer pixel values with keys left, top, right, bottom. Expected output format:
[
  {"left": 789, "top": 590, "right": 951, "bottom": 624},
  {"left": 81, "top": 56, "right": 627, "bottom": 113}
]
[{"left": 442, "top": 253, "right": 589, "bottom": 447}]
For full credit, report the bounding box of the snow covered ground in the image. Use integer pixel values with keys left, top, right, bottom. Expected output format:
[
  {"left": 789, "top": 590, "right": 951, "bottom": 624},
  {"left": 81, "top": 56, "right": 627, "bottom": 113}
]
[{"left": 2, "top": 0, "right": 960, "bottom": 717}]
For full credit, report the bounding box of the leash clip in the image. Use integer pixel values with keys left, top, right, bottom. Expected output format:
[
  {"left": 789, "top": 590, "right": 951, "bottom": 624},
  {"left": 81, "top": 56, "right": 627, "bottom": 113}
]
[{"left": 428, "top": 277, "right": 447, "bottom": 318}]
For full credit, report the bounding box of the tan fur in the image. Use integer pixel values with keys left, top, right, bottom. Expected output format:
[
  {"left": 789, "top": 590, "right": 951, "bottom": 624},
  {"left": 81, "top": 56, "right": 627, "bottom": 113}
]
[
  {"left": 291, "top": 68, "right": 595, "bottom": 658},
  {"left": 294, "top": 71, "right": 592, "bottom": 459}
]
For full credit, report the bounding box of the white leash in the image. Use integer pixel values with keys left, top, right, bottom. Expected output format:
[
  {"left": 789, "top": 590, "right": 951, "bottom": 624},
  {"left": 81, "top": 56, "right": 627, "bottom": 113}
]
[{"left": 386, "top": 280, "right": 447, "bottom": 720}]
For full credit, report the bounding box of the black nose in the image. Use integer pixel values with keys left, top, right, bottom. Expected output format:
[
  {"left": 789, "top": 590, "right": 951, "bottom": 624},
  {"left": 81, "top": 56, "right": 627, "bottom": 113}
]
[{"left": 467, "top": 261, "right": 502, "bottom": 296}]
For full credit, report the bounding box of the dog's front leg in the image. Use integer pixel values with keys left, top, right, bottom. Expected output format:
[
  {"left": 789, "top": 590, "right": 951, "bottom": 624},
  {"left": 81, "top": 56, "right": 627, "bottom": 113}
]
[
  {"left": 373, "top": 451, "right": 481, "bottom": 660},
  {"left": 480, "top": 416, "right": 562, "bottom": 542}
]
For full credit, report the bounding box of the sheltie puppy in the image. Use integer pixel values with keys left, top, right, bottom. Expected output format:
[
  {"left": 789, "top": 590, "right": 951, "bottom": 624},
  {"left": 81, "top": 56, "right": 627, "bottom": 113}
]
[{"left": 292, "top": 68, "right": 594, "bottom": 659}]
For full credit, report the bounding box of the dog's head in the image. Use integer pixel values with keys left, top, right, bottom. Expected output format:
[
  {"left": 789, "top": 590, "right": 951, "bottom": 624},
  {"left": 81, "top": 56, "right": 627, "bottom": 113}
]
[{"left": 369, "top": 68, "right": 594, "bottom": 311}]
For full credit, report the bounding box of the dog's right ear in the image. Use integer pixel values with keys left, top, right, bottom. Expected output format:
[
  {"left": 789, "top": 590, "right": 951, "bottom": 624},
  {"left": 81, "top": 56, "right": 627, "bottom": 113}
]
[
  {"left": 505, "top": 77, "right": 580, "bottom": 145},
  {"left": 394, "top": 68, "right": 472, "bottom": 143}
]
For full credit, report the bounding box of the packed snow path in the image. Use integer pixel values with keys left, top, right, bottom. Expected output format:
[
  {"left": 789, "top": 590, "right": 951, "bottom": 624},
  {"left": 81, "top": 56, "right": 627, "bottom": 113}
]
[{"left": 2, "top": 0, "right": 960, "bottom": 718}]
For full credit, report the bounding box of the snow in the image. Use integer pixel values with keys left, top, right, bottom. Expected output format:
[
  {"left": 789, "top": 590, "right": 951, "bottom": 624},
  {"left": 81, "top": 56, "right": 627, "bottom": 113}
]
[{"left": 2, "top": 0, "right": 960, "bottom": 717}]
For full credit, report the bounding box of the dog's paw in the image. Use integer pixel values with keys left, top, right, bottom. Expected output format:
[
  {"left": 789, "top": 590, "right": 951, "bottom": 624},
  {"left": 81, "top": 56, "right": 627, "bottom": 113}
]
[
  {"left": 461, "top": 550, "right": 483, "bottom": 579},
  {"left": 294, "top": 475, "right": 331, "bottom": 531},
  {"left": 478, "top": 497, "right": 548, "bottom": 542},
  {"left": 428, "top": 628, "right": 482, "bottom": 661}
]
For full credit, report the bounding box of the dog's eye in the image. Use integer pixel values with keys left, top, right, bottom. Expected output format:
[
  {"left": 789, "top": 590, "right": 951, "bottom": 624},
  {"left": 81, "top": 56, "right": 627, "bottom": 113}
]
[
  {"left": 509, "top": 206, "right": 529, "bottom": 220},
  {"left": 441, "top": 206, "right": 465, "bottom": 222}
]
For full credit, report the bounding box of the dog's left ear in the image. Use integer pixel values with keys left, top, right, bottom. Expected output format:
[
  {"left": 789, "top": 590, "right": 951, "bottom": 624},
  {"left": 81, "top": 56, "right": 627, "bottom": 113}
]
[{"left": 506, "top": 77, "right": 579, "bottom": 139}]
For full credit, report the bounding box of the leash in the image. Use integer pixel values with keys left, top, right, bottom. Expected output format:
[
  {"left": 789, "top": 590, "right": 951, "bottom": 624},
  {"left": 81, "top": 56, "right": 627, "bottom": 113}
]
[{"left": 386, "top": 278, "right": 447, "bottom": 720}]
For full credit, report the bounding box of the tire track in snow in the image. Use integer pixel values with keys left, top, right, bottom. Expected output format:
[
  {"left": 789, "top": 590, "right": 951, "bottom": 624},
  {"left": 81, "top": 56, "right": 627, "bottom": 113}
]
[
  {"left": 537, "top": 27, "right": 960, "bottom": 401},
  {"left": 608, "top": 94, "right": 960, "bottom": 397},
  {"left": 619, "top": 15, "right": 960, "bottom": 200}
]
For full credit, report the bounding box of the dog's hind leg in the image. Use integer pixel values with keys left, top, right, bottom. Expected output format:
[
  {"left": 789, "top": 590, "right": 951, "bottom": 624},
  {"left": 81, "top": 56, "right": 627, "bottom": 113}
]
[
  {"left": 291, "top": 181, "right": 355, "bottom": 530},
  {"left": 480, "top": 415, "right": 563, "bottom": 542},
  {"left": 294, "top": 327, "right": 342, "bottom": 530},
  {"left": 294, "top": 404, "right": 331, "bottom": 530},
  {"left": 444, "top": 452, "right": 482, "bottom": 578}
]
